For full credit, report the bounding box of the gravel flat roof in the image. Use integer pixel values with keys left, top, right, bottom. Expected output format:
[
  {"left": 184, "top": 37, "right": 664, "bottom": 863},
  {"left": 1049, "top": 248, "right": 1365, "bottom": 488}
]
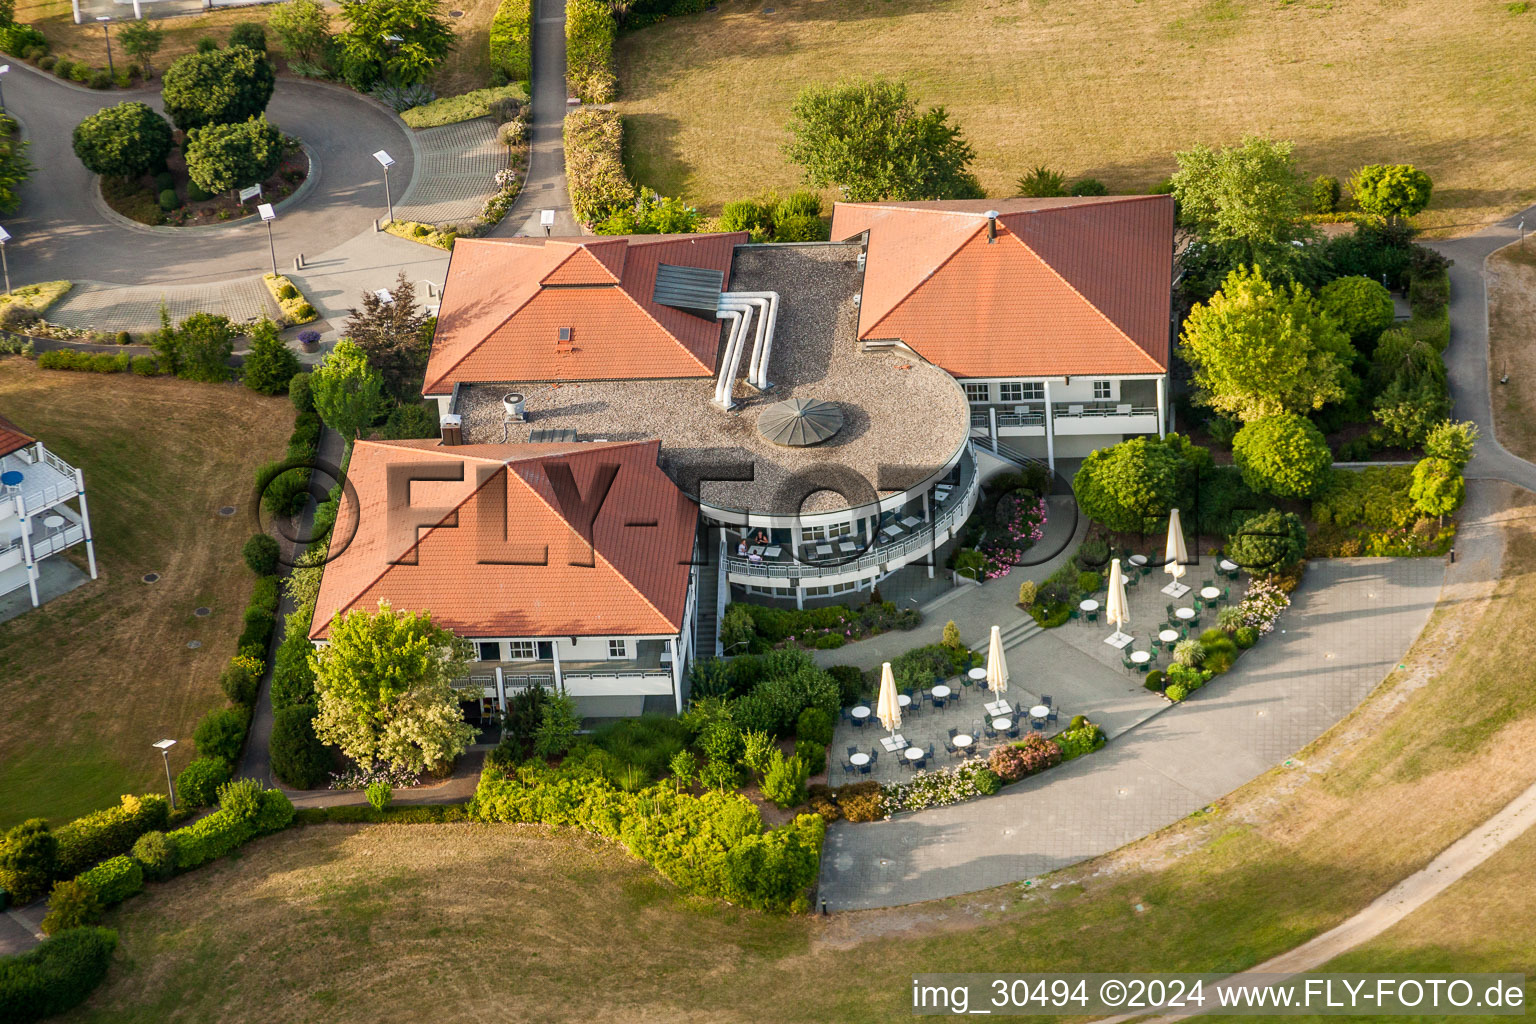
[{"left": 459, "top": 243, "right": 971, "bottom": 516}]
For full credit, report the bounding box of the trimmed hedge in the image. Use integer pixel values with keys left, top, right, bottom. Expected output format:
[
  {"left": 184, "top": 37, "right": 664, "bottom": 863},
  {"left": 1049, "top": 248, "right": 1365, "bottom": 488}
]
[
  {"left": 474, "top": 755, "right": 823, "bottom": 912},
  {"left": 51, "top": 794, "right": 169, "bottom": 880},
  {"left": 77, "top": 855, "right": 143, "bottom": 906},
  {"left": 563, "top": 108, "right": 632, "bottom": 225},
  {"left": 37, "top": 350, "right": 131, "bottom": 373},
  {"left": 0, "top": 927, "right": 118, "bottom": 1024},
  {"left": 489, "top": 0, "right": 532, "bottom": 83},
  {"left": 174, "top": 756, "right": 231, "bottom": 808},
  {"left": 167, "top": 789, "right": 293, "bottom": 871},
  {"left": 293, "top": 802, "right": 471, "bottom": 825},
  {"left": 270, "top": 703, "right": 331, "bottom": 789},
  {"left": 565, "top": 0, "right": 615, "bottom": 103}
]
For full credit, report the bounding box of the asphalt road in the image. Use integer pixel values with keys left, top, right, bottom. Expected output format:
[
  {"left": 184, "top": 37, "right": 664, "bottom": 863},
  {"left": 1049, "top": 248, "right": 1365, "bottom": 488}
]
[{"left": 4, "top": 62, "right": 416, "bottom": 288}]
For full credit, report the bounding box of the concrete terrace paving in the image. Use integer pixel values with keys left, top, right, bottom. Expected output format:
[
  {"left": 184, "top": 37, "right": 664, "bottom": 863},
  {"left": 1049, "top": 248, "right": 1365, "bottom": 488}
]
[
  {"left": 394, "top": 119, "right": 507, "bottom": 228},
  {"left": 818, "top": 556, "right": 1447, "bottom": 910},
  {"left": 45, "top": 277, "right": 281, "bottom": 332}
]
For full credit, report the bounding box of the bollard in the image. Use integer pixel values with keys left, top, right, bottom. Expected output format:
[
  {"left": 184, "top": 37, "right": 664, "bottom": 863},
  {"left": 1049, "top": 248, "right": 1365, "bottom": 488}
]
[
  {"left": 820, "top": 898, "right": 828, "bottom": 916},
  {"left": 294, "top": 254, "right": 304, "bottom": 271}
]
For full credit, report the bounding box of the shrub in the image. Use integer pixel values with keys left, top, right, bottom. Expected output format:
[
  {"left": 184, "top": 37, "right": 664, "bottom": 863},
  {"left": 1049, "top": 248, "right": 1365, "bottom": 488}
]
[
  {"left": 174, "top": 756, "right": 231, "bottom": 808},
  {"left": 227, "top": 21, "right": 267, "bottom": 52},
  {"left": 941, "top": 620, "right": 962, "bottom": 648},
  {"left": 37, "top": 54, "right": 55, "bottom": 71},
  {"left": 1017, "top": 579, "right": 1037, "bottom": 607},
  {"left": 1077, "top": 570, "right": 1101, "bottom": 593},
  {"left": 51, "top": 57, "right": 72, "bottom": 78},
  {"left": 194, "top": 705, "right": 249, "bottom": 766},
  {"left": 39, "top": 880, "right": 100, "bottom": 935},
  {"left": 1070, "top": 177, "right": 1109, "bottom": 196},
  {"left": 795, "top": 706, "right": 834, "bottom": 746},
  {"left": 130, "top": 831, "right": 177, "bottom": 881},
  {"left": 161, "top": 47, "right": 275, "bottom": 131},
  {"left": 794, "top": 739, "right": 826, "bottom": 775},
  {"left": 77, "top": 855, "right": 143, "bottom": 906},
  {"left": 366, "top": 781, "right": 393, "bottom": 812},
  {"left": 0, "top": 820, "right": 57, "bottom": 903},
  {"left": 0, "top": 926, "right": 118, "bottom": 1023},
  {"left": 52, "top": 794, "right": 169, "bottom": 880},
  {"left": 242, "top": 532, "right": 280, "bottom": 575},
  {"left": 562, "top": 108, "right": 630, "bottom": 224},
  {"left": 1051, "top": 720, "right": 1105, "bottom": 760},
  {"left": 489, "top": 0, "right": 532, "bottom": 82},
  {"left": 827, "top": 664, "right": 864, "bottom": 706},
  {"left": 1165, "top": 682, "right": 1189, "bottom": 702},
  {"left": 1172, "top": 638, "right": 1206, "bottom": 667},
  {"left": 720, "top": 195, "right": 774, "bottom": 237},
  {"left": 216, "top": 777, "right": 265, "bottom": 823},
  {"left": 1144, "top": 669, "right": 1165, "bottom": 692},
  {"left": 761, "top": 751, "right": 809, "bottom": 808},
  {"left": 1312, "top": 174, "right": 1341, "bottom": 214},
  {"left": 157, "top": 188, "right": 178, "bottom": 212},
  {"left": 87, "top": 68, "right": 111, "bottom": 89},
  {"left": 1234, "top": 625, "right": 1259, "bottom": 649},
  {"left": 988, "top": 743, "right": 1030, "bottom": 782},
  {"left": 289, "top": 371, "right": 314, "bottom": 412},
  {"left": 1227, "top": 509, "right": 1308, "bottom": 574},
  {"left": 1232, "top": 414, "right": 1332, "bottom": 499},
  {"left": 72, "top": 101, "right": 174, "bottom": 179},
  {"left": 834, "top": 781, "right": 886, "bottom": 822},
  {"left": 167, "top": 808, "right": 254, "bottom": 870},
  {"left": 565, "top": 0, "right": 616, "bottom": 104},
  {"left": 1319, "top": 275, "right": 1394, "bottom": 344},
  {"left": 270, "top": 704, "right": 330, "bottom": 789}
]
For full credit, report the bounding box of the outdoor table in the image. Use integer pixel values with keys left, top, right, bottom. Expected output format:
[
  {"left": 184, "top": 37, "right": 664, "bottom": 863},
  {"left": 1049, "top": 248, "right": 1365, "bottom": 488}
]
[
  {"left": 880, "top": 734, "right": 909, "bottom": 752},
  {"left": 1200, "top": 586, "right": 1221, "bottom": 601},
  {"left": 897, "top": 694, "right": 911, "bottom": 708},
  {"left": 815, "top": 544, "right": 833, "bottom": 556},
  {"left": 930, "top": 684, "right": 952, "bottom": 699},
  {"left": 1029, "top": 704, "right": 1050, "bottom": 719},
  {"left": 1130, "top": 650, "right": 1151, "bottom": 665},
  {"left": 1219, "top": 559, "right": 1238, "bottom": 573},
  {"left": 1129, "top": 554, "right": 1148, "bottom": 566},
  {"left": 953, "top": 734, "right": 973, "bottom": 749},
  {"left": 850, "top": 705, "right": 871, "bottom": 719},
  {"left": 839, "top": 541, "right": 858, "bottom": 553},
  {"left": 1079, "top": 599, "right": 1099, "bottom": 612},
  {"left": 0, "top": 470, "right": 21, "bottom": 487},
  {"left": 749, "top": 545, "right": 765, "bottom": 556},
  {"left": 902, "top": 515, "right": 922, "bottom": 528},
  {"left": 764, "top": 545, "right": 781, "bottom": 558},
  {"left": 968, "top": 667, "right": 987, "bottom": 681},
  {"left": 849, "top": 752, "right": 869, "bottom": 766},
  {"left": 905, "top": 746, "right": 925, "bottom": 761},
  {"left": 881, "top": 525, "right": 900, "bottom": 540},
  {"left": 992, "top": 717, "right": 1012, "bottom": 731},
  {"left": 984, "top": 699, "right": 1011, "bottom": 717},
  {"left": 1175, "top": 607, "right": 1196, "bottom": 620},
  {"left": 42, "top": 515, "right": 65, "bottom": 529},
  {"left": 1159, "top": 628, "right": 1180, "bottom": 643}
]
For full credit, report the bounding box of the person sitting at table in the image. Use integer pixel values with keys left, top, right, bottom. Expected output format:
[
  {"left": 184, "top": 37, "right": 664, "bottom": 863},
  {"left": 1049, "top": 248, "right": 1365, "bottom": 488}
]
[{"left": 748, "top": 551, "right": 762, "bottom": 564}]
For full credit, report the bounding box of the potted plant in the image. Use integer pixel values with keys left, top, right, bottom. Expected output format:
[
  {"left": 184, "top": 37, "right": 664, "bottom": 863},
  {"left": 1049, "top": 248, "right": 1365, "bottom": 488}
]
[{"left": 297, "top": 329, "right": 321, "bottom": 353}]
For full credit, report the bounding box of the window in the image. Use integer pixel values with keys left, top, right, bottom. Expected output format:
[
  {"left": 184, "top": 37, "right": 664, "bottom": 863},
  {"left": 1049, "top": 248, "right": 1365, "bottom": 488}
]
[
  {"left": 803, "top": 524, "right": 827, "bottom": 542},
  {"left": 964, "top": 382, "right": 990, "bottom": 403},
  {"left": 999, "top": 382, "right": 1023, "bottom": 403},
  {"left": 477, "top": 641, "right": 501, "bottom": 661},
  {"left": 828, "top": 521, "right": 853, "bottom": 539},
  {"left": 1021, "top": 382, "right": 1044, "bottom": 401},
  {"left": 1093, "top": 380, "right": 1113, "bottom": 400},
  {"left": 508, "top": 641, "right": 536, "bottom": 660},
  {"left": 608, "top": 639, "right": 627, "bottom": 659}
]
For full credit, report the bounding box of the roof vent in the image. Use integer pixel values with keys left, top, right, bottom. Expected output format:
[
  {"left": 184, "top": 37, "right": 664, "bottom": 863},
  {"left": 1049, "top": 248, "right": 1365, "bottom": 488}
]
[
  {"left": 984, "top": 210, "right": 1000, "bottom": 244},
  {"left": 503, "top": 392, "right": 526, "bottom": 421},
  {"left": 440, "top": 413, "right": 463, "bottom": 446},
  {"left": 757, "top": 398, "right": 844, "bottom": 447}
]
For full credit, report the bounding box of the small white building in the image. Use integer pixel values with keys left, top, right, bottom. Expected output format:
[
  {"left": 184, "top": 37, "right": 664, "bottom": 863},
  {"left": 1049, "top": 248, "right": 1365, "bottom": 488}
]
[{"left": 0, "top": 414, "right": 97, "bottom": 607}]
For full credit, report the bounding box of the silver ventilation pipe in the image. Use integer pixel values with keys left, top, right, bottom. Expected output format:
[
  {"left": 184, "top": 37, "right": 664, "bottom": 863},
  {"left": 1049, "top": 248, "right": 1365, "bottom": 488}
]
[
  {"left": 713, "top": 307, "right": 748, "bottom": 407},
  {"left": 734, "top": 290, "right": 781, "bottom": 389}
]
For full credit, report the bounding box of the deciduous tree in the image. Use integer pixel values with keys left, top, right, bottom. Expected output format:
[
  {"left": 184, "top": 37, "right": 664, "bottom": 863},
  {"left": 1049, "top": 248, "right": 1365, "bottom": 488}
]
[
  {"left": 1171, "top": 136, "right": 1313, "bottom": 277},
  {"left": 117, "top": 20, "right": 165, "bottom": 78},
  {"left": 161, "top": 47, "right": 276, "bottom": 131},
  {"left": 1179, "top": 265, "right": 1353, "bottom": 421},
  {"left": 1423, "top": 419, "right": 1479, "bottom": 470},
  {"left": 1318, "top": 275, "right": 1395, "bottom": 346},
  {"left": 1072, "top": 435, "right": 1207, "bottom": 534},
  {"left": 309, "top": 339, "right": 384, "bottom": 441},
  {"left": 1226, "top": 509, "right": 1307, "bottom": 573},
  {"left": 1350, "top": 164, "right": 1433, "bottom": 225},
  {"left": 784, "top": 78, "right": 983, "bottom": 203},
  {"left": 183, "top": 116, "right": 284, "bottom": 197},
  {"left": 1410, "top": 456, "right": 1465, "bottom": 524},
  {"left": 338, "top": 0, "right": 453, "bottom": 89},
  {"left": 269, "top": 0, "right": 331, "bottom": 64},
  {"left": 71, "top": 102, "right": 172, "bottom": 180},
  {"left": 1231, "top": 414, "right": 1333, "bottom": 499}
]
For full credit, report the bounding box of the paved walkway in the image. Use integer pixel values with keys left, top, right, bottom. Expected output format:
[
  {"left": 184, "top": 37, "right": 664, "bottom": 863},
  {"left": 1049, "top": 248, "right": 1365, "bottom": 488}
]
[
  {"left": 395, "top": 118, "right": 506, "bottom": 228},
  {"left": 491, "top": 0, "right": 581, "bottom": 237},
  {"left": 819, "top": 554, "right": 1447, "bottom": 910}
]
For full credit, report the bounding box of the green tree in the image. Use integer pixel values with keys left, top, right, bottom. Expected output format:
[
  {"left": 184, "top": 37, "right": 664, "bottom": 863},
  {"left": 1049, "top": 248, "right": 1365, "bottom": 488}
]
[
  {"left": 941, "top": 620, "right": 962, "bottom": 648},
  {"left": 338, "top": 0, "right": 454, "bottom": 89},
  {"left": 0, "top": 818, "right": 57, "bottom": 903},
  {"left": 1072, "top": 434, "right": 1206, "bottom": 534},
  {"left": 71, "top": 102, "right": 173, "bottom": 180},
  {"left": 310, "top": 601, "right": 474, "bottom": 773},
  {"left": 533, "top": 689, "right": 580, "bottom": 758},
  {"left": 161, "top": 47, "right": 276, "bottom": 131},
  {"left": 1350, "top": 164, "right": 1433, "bottom": 225},
  {"left": 227, "top": 21, "right": 267, "bottom": 53},
  {"left": 1373, "top": 374, "right": 1449, "bottom": 448},
  {"left": 241, "top": 317, "right": 301, "bottom": 395},
  {"left": 310, "top": 339, "right": 385, "bottom": 441},
  {"left": 1424, "top": 419, "right": 1479, "bottom": 470},
  {"left": 1226, "top": 509, "right": 1307, "bottom": 574},
  {"left": 1015, "top": 165, "right": 1067, "bottom": 198},
  {"left": 174, "top": 312, "right": 235, "bottom": 382},
  {"left": 269, "top": 0, "right": 331, "bottom": 64},
  {"left": 783, "top": 78, "right": 983, "bottom": 203},
  {"left": 1318, "top": 275, "right": 1395, "bottom": 346},
  {"left": 1410, "top": 456, "right": 1465, "bottom": 524},
  {"left": 343, "top": 272, "right": 430, "bottom": 401},
  {"left": 0, "top": 132, "right": 31, "bottom": 215},
  {"left": 269, "top": 703, "right": 331, "bottom": 788},
  {"left": 1231, "top": 414, "right": 1333, "bottom": 499},
  {"left": 1312, "top": 174, "right": 1341, "bottom": 214},
  {"left": 760, "top": 750, "right": 809, "bottom": 809},
  {"left": 117, "top": 20, "right": 166, "bottom": 78},
  {"left": 1171, "top": 136, "right": 1313, "bottom": 275},
  {"left": 1179, "top": 265, "right": 1354, "bottom": 421},
  {"left": 184, "top": 116, "right": 284, "bottom": 197}
]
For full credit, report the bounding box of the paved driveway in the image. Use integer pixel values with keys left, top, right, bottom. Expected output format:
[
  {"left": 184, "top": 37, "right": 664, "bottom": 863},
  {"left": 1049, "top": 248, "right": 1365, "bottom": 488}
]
[{"left": 819, "top": 556, "right": 1447, "bottom": 910}]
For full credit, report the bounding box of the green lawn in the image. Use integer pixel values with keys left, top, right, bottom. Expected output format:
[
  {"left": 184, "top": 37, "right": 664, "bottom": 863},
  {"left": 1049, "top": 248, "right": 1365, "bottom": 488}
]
[
  {"left": 56, "top": 486, "right": 1536, "bottom": 1022},
  {"left": 0, "top": 360, "right": 293, "bottom": 828},
  {"left": 614, "top": 0, "right": 1536, "bottom": 234}
]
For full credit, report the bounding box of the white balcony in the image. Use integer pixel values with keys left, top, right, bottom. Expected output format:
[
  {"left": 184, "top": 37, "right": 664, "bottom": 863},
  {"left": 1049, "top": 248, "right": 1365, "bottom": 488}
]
[{"left": 1, "top": 444, "right": 78, "bottom": 520}]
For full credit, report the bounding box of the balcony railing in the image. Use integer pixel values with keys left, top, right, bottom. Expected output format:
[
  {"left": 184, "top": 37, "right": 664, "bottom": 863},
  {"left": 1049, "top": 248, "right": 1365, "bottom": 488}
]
[
  {"left": 2, "top": 446, "right": 78, "bottom": 515},
  {"left": 1049, "top": 402, "right": 1157, "bottom": 418},
  {"left": 723, "top": 449, "right": 980, "bottom": 580},
  {"left": 970, "top": 402, "right": 1157, "bottom": 428}
]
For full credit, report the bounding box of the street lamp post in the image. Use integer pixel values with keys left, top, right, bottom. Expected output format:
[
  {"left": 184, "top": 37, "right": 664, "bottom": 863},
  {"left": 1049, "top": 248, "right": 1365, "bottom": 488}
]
[
  {"left": 258, "top": 202, "right": 277, "bottom": 276},
  {"left": 372, "top": 150, "right": 395, "bottom": 226},
  {"left": 153, "top": 738, "right": 177, "bottom": 810},
  {"left": 0, "top": 66, "right": 10, "bottom": 111},
  {"left": 96, "top": 17, "right": 114, "bottom": 77},
  {"left": 0, "top": 225, "right": 13, "bottom": 295}
]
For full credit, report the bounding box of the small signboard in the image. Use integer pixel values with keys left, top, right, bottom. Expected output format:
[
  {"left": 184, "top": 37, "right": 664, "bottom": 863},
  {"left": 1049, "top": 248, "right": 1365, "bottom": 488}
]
[
  {"left": 257, "top": 203, "right": 276, "bottom": 222},
  {"left": 239, "top": 184, "right": 262, "bottom": 203},
  {"left": 540, "top": 209, "right": 555, "bottom": 226}
]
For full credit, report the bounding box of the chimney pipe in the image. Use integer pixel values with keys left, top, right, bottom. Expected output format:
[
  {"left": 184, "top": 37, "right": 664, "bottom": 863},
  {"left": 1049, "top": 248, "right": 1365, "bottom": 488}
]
[{"left": 984, "top": 210, "right": 1000, "bottom": 244}]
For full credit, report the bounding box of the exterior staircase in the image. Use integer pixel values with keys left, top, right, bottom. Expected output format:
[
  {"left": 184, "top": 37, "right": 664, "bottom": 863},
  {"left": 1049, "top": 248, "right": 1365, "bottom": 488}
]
[
  {"left": 694, "top": 547, "right": 723, "bottom": 660},
  {"left": 969, "top": 615, "right": 1040, "bottom": 654}
]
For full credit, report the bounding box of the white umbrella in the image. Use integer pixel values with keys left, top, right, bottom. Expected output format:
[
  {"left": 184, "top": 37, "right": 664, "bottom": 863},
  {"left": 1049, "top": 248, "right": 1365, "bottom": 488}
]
[
  {"left": 1163, "top": 508, "right": 1190, "bottom": 596},
  {"left": 876, "top": 661, "right": 902, "bottom": 736},
  {"left": 985, "top": 624, "right": 1009, "bottom": 697},
  {"left": 1105, "top": 558, "right": 1131, "bottom": 645}
]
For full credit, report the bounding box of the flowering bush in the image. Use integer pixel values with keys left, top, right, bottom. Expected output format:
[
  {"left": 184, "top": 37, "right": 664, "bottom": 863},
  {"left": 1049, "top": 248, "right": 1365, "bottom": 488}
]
[
  {"left": 329, "top": 763, "right": 421, "bottom": 790},
  {"left": 1236, "top": 577, "right": 1290, "bottom": 635},
  {"left": 883, "top": 759, "right": 1001, "bottom": 814},
  {"left": 977, "top": 494, "right": 1048, "bottom": 579},
  {"left": 990, "top": 735, "right": 1061, "bottom": 781}
]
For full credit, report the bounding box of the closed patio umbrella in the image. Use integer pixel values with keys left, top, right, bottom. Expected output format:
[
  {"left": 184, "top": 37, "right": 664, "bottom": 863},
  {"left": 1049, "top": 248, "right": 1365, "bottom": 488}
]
[
  {"left": 985, "top": 624, "right": 1009, "bottom": 698},
  {"left": 876, "top": 662, "right": 902, "bottom": 737},
  {"left": 1163, "top": 508, "right": 1190, "bottom": 596},
  {"left": 1105, "top": 558, "right": 1131, "bottom": 645}
]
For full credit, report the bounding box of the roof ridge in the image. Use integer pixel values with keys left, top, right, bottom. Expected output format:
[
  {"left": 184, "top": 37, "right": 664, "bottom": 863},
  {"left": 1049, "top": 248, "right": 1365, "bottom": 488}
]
[
  {"left": 863, "top": 220, "right": 987, "bottom": 338},
  {"left": 423, "top": 253, "right": 557, "bottom": 393}
]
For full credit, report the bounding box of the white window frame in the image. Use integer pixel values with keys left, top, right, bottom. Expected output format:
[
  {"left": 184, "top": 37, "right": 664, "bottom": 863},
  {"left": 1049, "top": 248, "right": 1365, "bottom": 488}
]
[
  {"left": 1021, "top": 382, "right": 1044, "bottom": 401},
  {"left": 827, "top": 521, "right": 853, "bottom": 539},
  {"left": 508, "top": 640, "right": 536, "bottom": 660},
  {"left": 1093, "top": 380, "right": 1113, "bottom": 400},
  {"left": 607, "top": 639, "right": 627, "bottom": 659},
  {"left": 477, "top": 641, "right": 502, "bottom": 662},
  {"left": 999, "top": 382, "right": 1023, "bottom": 403},
  {"left": 963, "top": 382, "right": 990, "bottom": 403}
]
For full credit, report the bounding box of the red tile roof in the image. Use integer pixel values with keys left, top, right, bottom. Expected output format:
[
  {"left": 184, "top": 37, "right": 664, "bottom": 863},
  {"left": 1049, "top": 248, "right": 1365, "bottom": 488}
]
[
  {"left": 831, "top": 196, "right": 1173, "bottom": 378},
  {"left": 311, "top": 438, "right": 697, "bottom": 641},
  {"left": 423, "top": 233, "right": 747, "bottom": 395},
  {"left": 0, "top": 412, "right": 35, "bottom": 459}
]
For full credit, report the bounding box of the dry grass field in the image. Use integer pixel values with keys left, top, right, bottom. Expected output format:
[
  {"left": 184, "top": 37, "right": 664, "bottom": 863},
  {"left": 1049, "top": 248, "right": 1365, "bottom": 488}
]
[
  {"left": 0, "top": 360, "right": 292, "bottom": 828},
  {"left": 615, "top": 0, "right": 1536, "bottom": 234},
  {"left": 1487, "top": 243, "right": 1536, "bottom": 463},
  {"left": 56, "top": 485, "right": 1536, "bottom": 1022}
]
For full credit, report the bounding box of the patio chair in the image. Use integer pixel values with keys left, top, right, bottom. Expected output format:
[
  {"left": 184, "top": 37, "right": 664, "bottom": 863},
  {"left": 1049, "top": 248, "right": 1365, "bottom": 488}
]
[
  {"left": 960, "top": 673, "right": 975, "bottom": 688},
  {"left": 1126, "top": 572, "right": 1139, "bottom": 588},
  {"left": 1031, "top": 718, "right": 1046, "bottom": 733},
  {"left": 1086, "top": 608, "right": 1098, "bottom": 622},
  {"left": 857, "top": 758, "right": 871, "bottom": 776},
  {"left": 932, "top": 692, "right": 947, "bottom": 709},
  {"left": 926, "top": 743, "right": 936, "bottom": 765},
  {"left": 851, "top": 713, "right": 866, "bottom": 728},
  {"left": 1121, "top": 653, "right": 1136, "bottom": 672},
  {"left": 947, "top": 726, "right": 959, "bottom": 739},
  {"left": 900, "top": 757, "right": 916, "bottom": 773},
  {"left": 846, "top": 745, "right": 859, "bottom": 759},
  {"left": 983, "top": 720, "right": 998, "bottom": 739},
  {"left": 869, "top": 749, "right": 879, "bottom": 769},
  {"left": 1069, "top": 607, "right": 1080, "bottom": 620},
  {"left": 1040, "top": 694, "right": 1054, "bottom": 707},
  {"left": 842, "top": 758, "right": 857, "bottom": 779},
  {"left": 1165, "top": 602, "right": 1176, "bottom": 620},
  {"left": 943, "top": 737, "right": 958, "bottom": 757},
  {"left": 1047, "top": 707, "right": 1059, "bottom": 723},
  {"left": 1005, "top": 721, "right": 1020, "bottom": 739},
  {"left": 950, "top": 686, "right": 963, "bottom": 704}
]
